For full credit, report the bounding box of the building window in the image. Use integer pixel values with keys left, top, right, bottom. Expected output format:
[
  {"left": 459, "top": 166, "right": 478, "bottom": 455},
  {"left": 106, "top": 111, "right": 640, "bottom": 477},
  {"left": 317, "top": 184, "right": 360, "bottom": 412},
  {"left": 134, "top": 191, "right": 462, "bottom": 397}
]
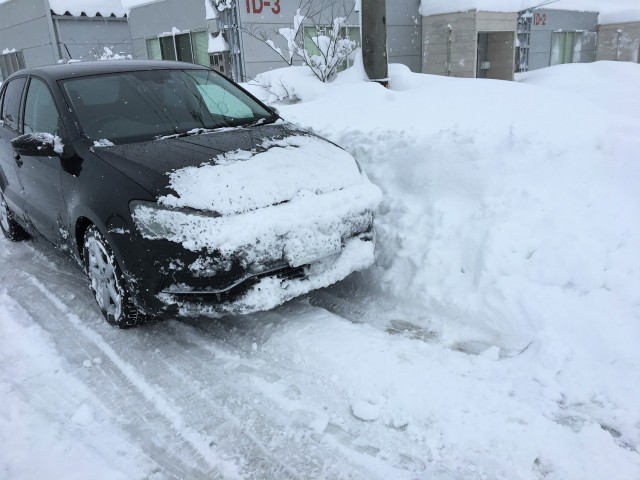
[
  {"left": 0, "top": 50, "right": 26, "bottom": 80},
  {"left": 302, "top": 25, "right": 360, "bottom": 71},
  {"left": 146, "top": 31, "right": 209, "bottom": 66},
  {"left": 550, "top": 31, "right": 583, "bottom": 65},
  {"left": 210, "top": 52, "right": 229, "bottom": 75}
]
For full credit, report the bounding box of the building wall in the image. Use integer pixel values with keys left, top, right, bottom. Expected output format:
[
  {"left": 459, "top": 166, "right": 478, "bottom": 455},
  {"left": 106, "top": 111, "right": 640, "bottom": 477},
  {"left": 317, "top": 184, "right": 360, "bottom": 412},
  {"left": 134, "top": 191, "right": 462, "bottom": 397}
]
[
  {"left": 528, "top": 9, "right": 598, "bottom": 71},
  {"left": 422, "top": 12, "right": 476, "bottom": 78},
  {"left": 476, "top": 11, "right": 516, "bottom": 80},
  {"left": 596, "top": 22, "right": 640, "bottom": 62},
  {"left": 127, "top": 0, "right": 422, "bottom": 80},
  {"left": 386, "top": 0, "right": 422, "bottom": 72},
  {"left": 238, "top": 0, "right": 360, "bottom": 80},
  {"left": 422, "top": 11, "right": 515, "bottom": 79},
  {"left": 484, "top": 31, "right": 514, "bottom": 80},
  {"left": 54, "top": 17, "right": 132, "bottom": 61},
  {"left": 0, "top": 0, "right": 57, "bottom": 77}
]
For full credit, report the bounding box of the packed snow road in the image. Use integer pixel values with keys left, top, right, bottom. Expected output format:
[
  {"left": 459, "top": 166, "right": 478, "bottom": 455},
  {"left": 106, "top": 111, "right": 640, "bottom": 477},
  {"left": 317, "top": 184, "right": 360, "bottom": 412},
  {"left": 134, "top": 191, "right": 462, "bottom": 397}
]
[
  {"left": 3, "top": 227, "right": 638, "bottom": 480},
  {"left": 0, "top": 235, "right": 443, "bottom": 479}
]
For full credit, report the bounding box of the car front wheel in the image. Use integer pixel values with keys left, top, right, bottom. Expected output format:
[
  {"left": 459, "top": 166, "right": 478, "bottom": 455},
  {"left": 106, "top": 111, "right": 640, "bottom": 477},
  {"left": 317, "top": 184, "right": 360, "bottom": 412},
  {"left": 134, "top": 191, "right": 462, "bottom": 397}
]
[
  {"left": 0, "top": 193, "right": 29, "bottom": 241},
  {"left": 83, "top": 225, "right": 145, "bottom": 328}
]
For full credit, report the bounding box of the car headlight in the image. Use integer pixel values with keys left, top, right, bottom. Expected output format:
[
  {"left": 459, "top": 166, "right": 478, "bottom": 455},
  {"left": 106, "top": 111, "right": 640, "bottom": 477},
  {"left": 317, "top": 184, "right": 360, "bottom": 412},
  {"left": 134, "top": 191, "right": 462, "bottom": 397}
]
[{"left": 129, "top": 200, "right": 221, "bottom": 239}]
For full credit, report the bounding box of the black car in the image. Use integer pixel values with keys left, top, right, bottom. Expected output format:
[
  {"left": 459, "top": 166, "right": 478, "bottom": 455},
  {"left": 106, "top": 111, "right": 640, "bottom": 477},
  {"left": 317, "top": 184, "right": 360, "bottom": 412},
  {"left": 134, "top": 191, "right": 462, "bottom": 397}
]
[{"left": 0, "top": 60, "right": 380, "bottom": 327}]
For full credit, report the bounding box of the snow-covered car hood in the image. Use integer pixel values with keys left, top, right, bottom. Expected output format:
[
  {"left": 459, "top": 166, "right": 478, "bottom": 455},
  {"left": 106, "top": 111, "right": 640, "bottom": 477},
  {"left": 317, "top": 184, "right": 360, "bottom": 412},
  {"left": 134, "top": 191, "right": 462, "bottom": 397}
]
[{"left": 91, "top": 122, "right": 365, "bottom": 214}]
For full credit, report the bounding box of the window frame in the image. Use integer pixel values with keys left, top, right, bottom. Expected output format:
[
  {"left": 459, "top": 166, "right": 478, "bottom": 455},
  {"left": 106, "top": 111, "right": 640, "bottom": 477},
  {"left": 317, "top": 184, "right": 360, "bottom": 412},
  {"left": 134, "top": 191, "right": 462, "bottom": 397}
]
[
  {"left": 550, "top": 30, "right": 584, "bottom": 66},
  {"left": 0, "top": 76, "right": 28, "bottom": 132},
  {"left": 145, "top": 29, "right": 209, "bottom": 66},
  {"left": 22, "top": 76, "right": 62, "bottom": 136}
]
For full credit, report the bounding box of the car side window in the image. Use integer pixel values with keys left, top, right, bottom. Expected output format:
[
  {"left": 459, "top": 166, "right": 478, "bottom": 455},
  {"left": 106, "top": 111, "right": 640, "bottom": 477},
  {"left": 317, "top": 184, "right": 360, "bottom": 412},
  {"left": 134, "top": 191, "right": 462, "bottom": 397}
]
[
  {"left": 23, "top": 77, "right": 60, "bottom": 135},
  {"left": 1, "top": 77, "right": 27, "bottom": 131}
]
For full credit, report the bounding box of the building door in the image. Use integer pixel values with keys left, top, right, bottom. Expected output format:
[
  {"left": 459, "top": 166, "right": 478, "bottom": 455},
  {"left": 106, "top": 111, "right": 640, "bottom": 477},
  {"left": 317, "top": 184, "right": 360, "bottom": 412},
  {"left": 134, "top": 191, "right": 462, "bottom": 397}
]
[
  {"left": 477, "top": 33, "right": 489, "bottom": 78},
  {"left": 477, "top": 31, "right": 515, "bottom": 80}
]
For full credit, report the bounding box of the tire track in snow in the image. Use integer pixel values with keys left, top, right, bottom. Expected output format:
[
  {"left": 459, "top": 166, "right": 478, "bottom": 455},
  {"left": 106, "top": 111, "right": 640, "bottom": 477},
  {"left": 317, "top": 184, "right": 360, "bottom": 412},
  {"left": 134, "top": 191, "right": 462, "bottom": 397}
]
[
  {"left": 27, "top": 275, "right": 242, "bottom": 480},
  {"left": 2, "top": 238, "right": 385, "bottom": 479}
]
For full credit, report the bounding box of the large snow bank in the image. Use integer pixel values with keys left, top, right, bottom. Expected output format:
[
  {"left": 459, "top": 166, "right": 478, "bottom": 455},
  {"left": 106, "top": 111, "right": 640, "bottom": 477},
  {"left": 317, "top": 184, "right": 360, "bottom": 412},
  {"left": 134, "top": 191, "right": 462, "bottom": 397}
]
[{"left": 255, "top": 60, "right": 640, "bottom": 476}]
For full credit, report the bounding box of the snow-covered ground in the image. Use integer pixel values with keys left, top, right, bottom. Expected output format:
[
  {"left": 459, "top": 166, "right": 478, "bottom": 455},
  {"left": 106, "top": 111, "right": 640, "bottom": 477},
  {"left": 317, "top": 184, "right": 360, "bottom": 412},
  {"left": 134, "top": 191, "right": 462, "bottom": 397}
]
[{"left": 2, "top": 60, "right": 639, "bottom": 479}]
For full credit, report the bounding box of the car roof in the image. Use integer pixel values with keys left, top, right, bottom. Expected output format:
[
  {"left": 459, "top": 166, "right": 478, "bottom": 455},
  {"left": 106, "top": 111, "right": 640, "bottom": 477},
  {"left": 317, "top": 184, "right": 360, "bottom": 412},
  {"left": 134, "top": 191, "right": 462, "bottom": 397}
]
[{"left": 7, "top": 60, "right": 209, "bottom": 82}]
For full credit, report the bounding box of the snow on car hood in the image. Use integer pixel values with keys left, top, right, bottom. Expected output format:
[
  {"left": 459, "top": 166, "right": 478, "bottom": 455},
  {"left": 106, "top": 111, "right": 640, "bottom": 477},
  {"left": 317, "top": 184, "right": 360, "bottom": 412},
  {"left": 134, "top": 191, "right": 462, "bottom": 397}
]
[{"left": 159, "top": 134, "right": 363, "bottom": 215}]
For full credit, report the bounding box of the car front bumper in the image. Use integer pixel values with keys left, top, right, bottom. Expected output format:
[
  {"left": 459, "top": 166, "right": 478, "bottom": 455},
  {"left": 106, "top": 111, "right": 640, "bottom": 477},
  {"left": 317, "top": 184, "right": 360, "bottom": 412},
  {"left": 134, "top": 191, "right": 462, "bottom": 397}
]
[{"left": 117, "top": 183, "right": 379, "bottom": 317}]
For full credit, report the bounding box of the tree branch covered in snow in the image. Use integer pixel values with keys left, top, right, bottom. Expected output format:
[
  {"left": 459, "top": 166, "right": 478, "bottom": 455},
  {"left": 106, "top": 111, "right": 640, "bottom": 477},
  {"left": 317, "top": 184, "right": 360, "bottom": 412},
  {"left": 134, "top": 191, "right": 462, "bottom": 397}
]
[{"left": 243, "top": 0, "right": 356, "bottom": 82}]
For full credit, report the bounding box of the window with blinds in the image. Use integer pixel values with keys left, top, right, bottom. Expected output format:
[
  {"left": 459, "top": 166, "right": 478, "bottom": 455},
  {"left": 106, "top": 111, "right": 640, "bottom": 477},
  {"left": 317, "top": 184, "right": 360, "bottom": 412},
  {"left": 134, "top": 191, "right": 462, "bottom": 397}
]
[
  {"left": 145, "top": 30, "right": 210, "bottom": 67},
  {"left": 550, "top": 31, "right": 583, "bottom": 65}
]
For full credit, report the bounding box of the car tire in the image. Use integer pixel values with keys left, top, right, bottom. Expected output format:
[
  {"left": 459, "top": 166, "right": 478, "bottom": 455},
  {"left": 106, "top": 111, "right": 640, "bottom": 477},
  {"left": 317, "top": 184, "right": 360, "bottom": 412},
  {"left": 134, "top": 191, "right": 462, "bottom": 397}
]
[
  {"left": 0, "top": 192, "right": 29, "bottom": 241},
  {"left": 83, "top": 225, "right": 146, "bottom": 328}
]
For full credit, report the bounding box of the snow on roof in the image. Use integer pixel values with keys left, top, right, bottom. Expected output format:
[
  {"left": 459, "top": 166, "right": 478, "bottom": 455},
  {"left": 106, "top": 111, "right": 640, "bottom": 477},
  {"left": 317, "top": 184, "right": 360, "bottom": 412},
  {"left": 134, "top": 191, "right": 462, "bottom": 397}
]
[
  {"left": 208, "top": 32, "right": 229, "bottom": 53},
  {"left": 49, "top": 0, "right": 127, "bottom": 17},
  {"left": 205, "top": 0, "right": 217, "bottom": 20},
  {"left": 419, "top": 0, "right": 640, "bottom": 22}
]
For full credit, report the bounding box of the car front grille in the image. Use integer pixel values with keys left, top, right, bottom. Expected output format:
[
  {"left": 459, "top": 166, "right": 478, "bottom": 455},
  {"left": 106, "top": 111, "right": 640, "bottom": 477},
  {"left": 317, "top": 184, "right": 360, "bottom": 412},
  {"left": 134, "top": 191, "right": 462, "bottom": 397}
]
[{"left": 159, "top": 263, "right": 308, "bottom": 299}]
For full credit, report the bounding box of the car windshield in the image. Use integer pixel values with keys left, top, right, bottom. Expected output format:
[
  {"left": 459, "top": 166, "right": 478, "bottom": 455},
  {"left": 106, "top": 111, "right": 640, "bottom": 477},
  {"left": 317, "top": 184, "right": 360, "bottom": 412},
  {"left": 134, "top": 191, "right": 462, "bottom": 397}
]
[{"left": 61, "top": 69, "right": 274, "bottom": 144}]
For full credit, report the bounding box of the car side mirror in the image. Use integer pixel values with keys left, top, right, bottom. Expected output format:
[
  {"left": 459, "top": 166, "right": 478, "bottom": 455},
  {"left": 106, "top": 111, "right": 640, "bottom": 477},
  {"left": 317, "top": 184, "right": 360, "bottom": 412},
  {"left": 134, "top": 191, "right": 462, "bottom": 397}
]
[{"left": 11, "top": 133, "right": 62, "bottom": 157}]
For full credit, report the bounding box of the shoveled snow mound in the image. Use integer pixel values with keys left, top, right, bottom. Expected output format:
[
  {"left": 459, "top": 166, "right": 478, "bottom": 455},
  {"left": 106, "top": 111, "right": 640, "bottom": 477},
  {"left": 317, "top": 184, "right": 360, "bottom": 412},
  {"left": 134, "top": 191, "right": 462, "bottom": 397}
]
[{"left": 257, "top": 60, "right": 640, "bottom": 476}]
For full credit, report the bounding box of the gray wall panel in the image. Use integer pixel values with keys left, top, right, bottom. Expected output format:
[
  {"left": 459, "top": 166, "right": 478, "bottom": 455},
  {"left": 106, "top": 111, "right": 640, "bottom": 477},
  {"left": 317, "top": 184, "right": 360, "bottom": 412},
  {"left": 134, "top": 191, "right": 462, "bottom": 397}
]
[
  {"left": 385, "top": 0, "right": 421, "bottom": 70},
  {"left": 0, "top": 0, "right": 48, "bottom": 28},
  {"left": 55, "top": 17, "right": 132, "bottom": 61},
  {"left": 527, "top": 8, "right": 598, "bottom": 70},
  {"left": 0, "top": 0, "right": 57, "bottom": 71},
  {"left": 128, "top": 0, "right": 207, "bottom": 42},
  {"left": 422, "top": 12, "right": 476, "bottom": 78}
]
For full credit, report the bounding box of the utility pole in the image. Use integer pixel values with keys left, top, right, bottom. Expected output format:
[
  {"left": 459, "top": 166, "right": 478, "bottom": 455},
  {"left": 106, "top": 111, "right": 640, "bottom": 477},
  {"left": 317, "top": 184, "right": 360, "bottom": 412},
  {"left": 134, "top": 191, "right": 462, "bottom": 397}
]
[{"left": 361, "top": 0, "right": 388, "bottom": 86}]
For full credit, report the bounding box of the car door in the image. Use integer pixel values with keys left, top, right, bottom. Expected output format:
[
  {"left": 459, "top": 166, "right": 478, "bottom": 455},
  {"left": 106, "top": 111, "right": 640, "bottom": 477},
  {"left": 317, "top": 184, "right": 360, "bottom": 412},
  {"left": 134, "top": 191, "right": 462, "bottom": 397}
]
[
  {"left": 17, "top": 76, "right": 69, "bottom": 244},
  {"left": 0, "top": 76, "right": 27, "bottom": 218}
]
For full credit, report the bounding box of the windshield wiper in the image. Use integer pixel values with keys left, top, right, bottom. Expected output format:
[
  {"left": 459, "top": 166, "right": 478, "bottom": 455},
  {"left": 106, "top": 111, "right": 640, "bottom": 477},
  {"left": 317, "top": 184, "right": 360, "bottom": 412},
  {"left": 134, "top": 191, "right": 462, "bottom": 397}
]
[{"left": 246, "top": 114, "right": 279, "bottom": 128}]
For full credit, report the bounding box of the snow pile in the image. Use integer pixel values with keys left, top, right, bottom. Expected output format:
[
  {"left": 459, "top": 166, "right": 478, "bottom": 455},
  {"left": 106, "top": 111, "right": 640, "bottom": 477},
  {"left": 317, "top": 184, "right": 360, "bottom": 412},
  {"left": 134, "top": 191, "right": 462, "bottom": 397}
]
[
  {"left": 244, "top": 49, "right": 368, "bottom": 104},
  {"left": 246, "top": 66, "right": 331, "bottom": 104},
  {"left": 261, "top": 60, "right": 640, "bottom": 474},
  {"left": 98, "top": 47, "right": 131, "bottom": 61},
  {"left": 208, "top": 32, "right": 229, "bottom": 53},
  {"left": 204, "top": 0, "right": 217, "bottom": 20},
  {"left": 276, "top": 60, "right": 640, "bottom": 348}
]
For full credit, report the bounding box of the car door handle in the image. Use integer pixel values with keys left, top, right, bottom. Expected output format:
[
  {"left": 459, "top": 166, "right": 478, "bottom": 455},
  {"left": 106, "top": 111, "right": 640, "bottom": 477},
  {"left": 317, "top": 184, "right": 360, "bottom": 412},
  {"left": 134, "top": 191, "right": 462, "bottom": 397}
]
[{"left": 14, "top": 154, "right": 22, "bottom": 167}]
